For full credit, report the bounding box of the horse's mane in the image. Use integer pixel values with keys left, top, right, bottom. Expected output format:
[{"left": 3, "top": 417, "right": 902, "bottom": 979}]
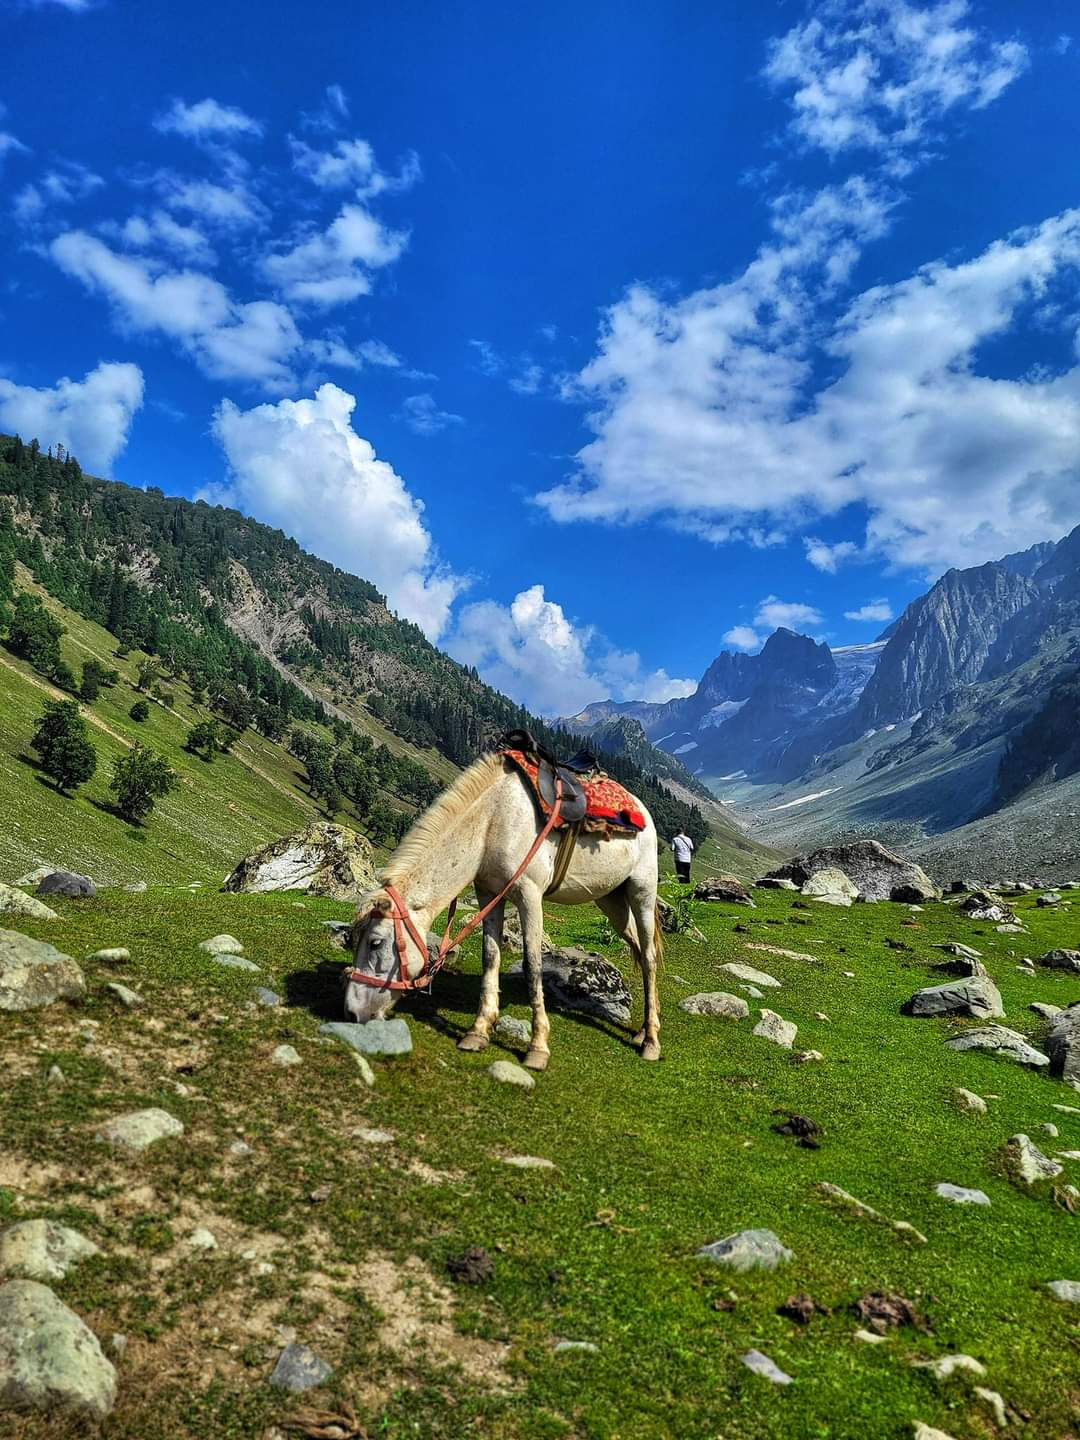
[{"left": 381, "top": 751, "right": 506, "bottom": 886}]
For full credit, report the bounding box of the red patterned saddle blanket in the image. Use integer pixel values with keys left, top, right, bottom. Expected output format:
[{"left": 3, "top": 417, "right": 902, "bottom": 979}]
[{"left": 501, "top": 748, "right": 647, "bottom": 834}]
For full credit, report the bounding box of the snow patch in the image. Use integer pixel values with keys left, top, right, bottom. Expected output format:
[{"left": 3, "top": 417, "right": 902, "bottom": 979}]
[
  {"left": 767, "top": 789, "right": 838, "bottom": 812},
  {"left": 673, "top": 741, "right": 698, "bottom": 754}
]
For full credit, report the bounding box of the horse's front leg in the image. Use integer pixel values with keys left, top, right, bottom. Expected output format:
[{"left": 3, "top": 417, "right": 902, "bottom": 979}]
[
  {"left": 519, "top": 884, "right": 551, "bottom": 1071},
  {"left": 458, "top": 891, "right": 503, "bottom": 1053}
]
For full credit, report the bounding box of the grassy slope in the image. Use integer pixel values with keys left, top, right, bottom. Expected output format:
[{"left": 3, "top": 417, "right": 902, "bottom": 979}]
[{"left": 3, "top": 882, "right": 1080, "bottom": 1439}]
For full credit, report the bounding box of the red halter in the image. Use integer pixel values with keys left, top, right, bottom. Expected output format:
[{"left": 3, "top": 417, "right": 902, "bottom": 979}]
[{"left": 348, "top": 775, "right": 566, "bottom": 993}]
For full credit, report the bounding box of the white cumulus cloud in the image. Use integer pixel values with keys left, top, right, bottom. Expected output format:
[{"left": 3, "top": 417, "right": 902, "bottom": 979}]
[
  {"left": 154, "top": 98, "right": 262, "bottom": 142},
  {"left": 261, "top": 203, "right": 409, "bottom": 308},
  {"left": 844, "top": 598, "right": 893, "bottom": 621},
  {"left": 0, "top": 362, "right": 143, "bottom": 472},
  {"left": 446, "top": 584, "right": 695, "bottom": 717},
  {"left": 754, "top": 596, "right": 824, "bottom": 631},
  {"left": 209, "top": 383, "right": 464, "bottom": 640},
  {"left": 722, "top": 625, "right": 763, "bottom": 652}
]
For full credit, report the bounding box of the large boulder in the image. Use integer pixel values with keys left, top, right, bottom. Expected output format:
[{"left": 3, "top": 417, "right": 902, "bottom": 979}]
[
  {"left": 1036, "top": 949, "right": 1080, "bottom": 975},
  {"left": 0, "top": 1280, "right": 116, "bottom": 1420},
  {"left": 222, "top": 822, "right": 376, "bottom": 900},
  {"left": 766, "top": 839, "right": 939, "bottom": 902},
  {"left": 904, "top": 976, "right": 1004, "bottom": 1019},
  {"left": 1047, "top": 1005, "right": 1080, "bottom": 1085},
  {"left": 0, "top": 886, "right": 58, "bottom": 922},
  {"left": 508, "top": 947, "right": 631, "bottom": 1026},
  {"left": 0, "top": 931, "right": 85, "bottom": 1011},
  {"left": 944, "top": 1024, "right": 1049, "bottom": 1068},
  {"left": 693, "top": 875, "right": 755, "bottom": 906},
  {"left": 958, "top": 891, "right": 1017, "bottom": 924},
  {"left": 36, "top": 872, "right": 95, "bottom": 899},
  {"left": 801, "top": 868, "right": 858, "bottom": 902}
]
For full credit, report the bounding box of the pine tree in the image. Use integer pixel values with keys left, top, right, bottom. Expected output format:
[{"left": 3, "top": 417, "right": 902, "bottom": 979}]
[{"left": 31, "top": 699, "right": 97, "bottom": 794}]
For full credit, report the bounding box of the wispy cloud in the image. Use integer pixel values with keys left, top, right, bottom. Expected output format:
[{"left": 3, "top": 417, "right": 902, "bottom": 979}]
[
  {"left": 397, "top": 393, "right": 463, "bottom": 435},
  {"left": 844, "top": 598, "right": 893, "bottom": 622},
  {"left": 154, "top": 98, "right": 262, "bottom": 142}
]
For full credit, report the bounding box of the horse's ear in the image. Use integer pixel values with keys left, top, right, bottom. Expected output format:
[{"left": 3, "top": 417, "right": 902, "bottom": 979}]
[{"left": 372, "top": 895, "right": 392, "bottom": 915}]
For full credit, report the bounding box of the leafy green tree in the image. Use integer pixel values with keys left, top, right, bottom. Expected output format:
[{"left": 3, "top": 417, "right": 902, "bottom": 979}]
[
  {"left": 136, "top": 658, "right": 159, "bottom": 693},
  {"left": 5, "top": 593, "right": 64, "bottom": 674},
  {"left": 31, "top": 699, "right": 97, "bottom": 794},
  {"left": 52, "top": 660, "right": 77, "bottom": 692},
  {"left": 186, "top": 719, "right": 221, "bottom": 761},
  {"left": 129, "top": 700, "right": 151, "bottom": 723},
  {"left": 110, "top": 744, "right": 176, "bottom": 824},
  {"left": 79, "top": 659, "right": 119, "bottom": 702}
]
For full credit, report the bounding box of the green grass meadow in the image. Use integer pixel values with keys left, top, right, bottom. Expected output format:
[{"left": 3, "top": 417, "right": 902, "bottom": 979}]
[{"left": 2, "top": 880, "right": 1079, "bottom": 1438}]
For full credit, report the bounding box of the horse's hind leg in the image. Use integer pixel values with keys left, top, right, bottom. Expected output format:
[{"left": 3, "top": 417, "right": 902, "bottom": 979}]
[
  {"left": 518, "top": 883, "right": 551, "bottom": 1071},
  {"left": 594, "top": 887, "right": 643, "bottom": 1041},
  {"left": 624, "top": 880, "right": 661, "bottom": 1061},
  {"left": 458, "top": 890, "right": 503, "bottom": 1053}
]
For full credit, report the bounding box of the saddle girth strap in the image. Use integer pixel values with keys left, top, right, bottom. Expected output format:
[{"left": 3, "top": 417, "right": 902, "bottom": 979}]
[{"left": 546, "top": 821, "right": 581, "bottom": 896}]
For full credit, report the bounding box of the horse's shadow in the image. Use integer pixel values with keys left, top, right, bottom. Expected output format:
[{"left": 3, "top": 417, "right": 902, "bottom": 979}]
[{"left": 282, "top": 954, "right": 639, "bottom": 1052}]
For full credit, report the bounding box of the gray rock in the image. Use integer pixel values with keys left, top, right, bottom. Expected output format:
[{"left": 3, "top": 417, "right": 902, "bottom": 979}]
[
  {"left": 719, "top": 962, "right": 781, "bottom": 988},
  {"left": 13, "top": 866, "right": 55, "bottom": 888},
  {"left": 350, "top": 1126, "right": 393, "bottom": 1144},
  {"left": 318, "top": 1019, "right": 413, "bottom": 1056},
  {"left": 122, "top": 881, "right": 146, "bottom": 893},
  {"left": 678, "top": 992, "right": 749, "bottom": 1020},
  {"left": 913, "top": 1425, "right": 960, "bottom": 1440},
  {"left": 741, "top": 1349, "right": 793, "bottom": 1385},
  {"left": 224, "top": 822, "right": 376, "bottom": 900},
  {"left": 935, "top": 1183, "right": 991, "bottom": 1206},
  {"left": 802, "top": 867, "right": 859, "bottom": 901},
  {"left": 1047, "top": 1006, "right": 1080, "bottom": 1084},
  {"left": 271, "top": 1044, "right": 301, "bottom": 1068},
  {"left": 211, "top": 955, "right": 261, "bottom": 972},
  {"left": 997, "top": 923, "right": 1026, "bottom": 934},
  {"left": 1038, "top": 892, "right": 1063, "bottom": 907},
  {"left": 198, "top": 934, "right": 244, "bottom": 955},
  {"left": 766, "top": 839, "right": 938, "bottom": 902},
  {"left": 944, "top": 1024, "right": 1049, "bottom": 1068},
  {"left": 0, "top": 885, "right": 58, "bottom": 921},
  {"left": 1031, "top": 1002, "right": 1063, "bottom": 1021},
  {"left": 698, "top": 1228, "right": 792, "bottom": 1272},
  {"left": 904, "top": 976, "right": 1003, "bottom": 1019},
  {"left": 104, "top": 982, "right": 142, "bottom": 1008},
  {"left": 959, "top": 891, "right": 1017, "bottom": 924},
  {"left": 0, "top": 1221, "right": 99, "bottom": 1282},
  {"left": 936, "top": 943, "right": 983, "bottom": 961},
  {"left": 553, "top": 1339, "right": 598, "bottom": 1353},
  {"left": 502, "top": 1154, "right": 556, "bottom": 1169},
  {"left": 953, "top": 1088, "right": 987, "bottom": 1115},
  {"left": 754, "top": 877, "right": 799, "bottom": 891},
  {"left": 351, "top": 1053, "right": 376, "bottom": 1087},
  {"left": 493, "top": 1014, "right": 531, "bottom": 1047},
  {"left": 252, "top": 987, "right": 280, "bottom": 1007},
  {"left": 269, "top": 1342, "right": 333, "bottom": 1393},
  {"left": 508, "top": 947, "right": 631, "bottom": 1027},
  {"left": 1001, "top": 1133, "right": 1063, "bottom": 1184},
  {"left": 0, "top": 930, "right": 85, "bottom": 1011},
  {"left": 693, "top": 875, "right": 755, "bottom": 906},
  {"left": 0, "top": 1279, "right": 116, "bottom": 1419},
  {"left": 1036, "top": 949, "right": 1080, "bottom": 974},
  {"left": 811, "top": 893, "right": 853, "bottom": 907},
  {"left": 1047, "top": 1280, "right": 1080, "bottom": 1303},
  {"left": 95, "top": 1108, "right": 184, "bottom": 1152},
  {"left": 88, "top": 948, "right": 129, "bottom": 964},
  {"left": 487, "top": 1060, "right": 536, "bottom": 1089},
  {"left": 752, "top": 1009, "right": 797, "bottom": 1049},
  {"left": 37, "top": 872, "right": 95, "bottom": 899},
  {"left": 740, "top": 985, "right": 765, "bottom": 999}
]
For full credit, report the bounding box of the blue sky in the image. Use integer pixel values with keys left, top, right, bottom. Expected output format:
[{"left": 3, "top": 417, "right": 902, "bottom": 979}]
[{"left": 3, "top": 0, "right": 1080, "bottom": 715}]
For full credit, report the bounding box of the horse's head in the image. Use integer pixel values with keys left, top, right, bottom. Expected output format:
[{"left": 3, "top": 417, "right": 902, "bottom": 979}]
[{"left": 344, "top": 889, "right": 429, "bottom": 1022}]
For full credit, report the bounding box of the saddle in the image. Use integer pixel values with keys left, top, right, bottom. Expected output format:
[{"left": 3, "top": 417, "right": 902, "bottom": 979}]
[{"left": 497, "top": 729, "right": 646, "bottom": 834}]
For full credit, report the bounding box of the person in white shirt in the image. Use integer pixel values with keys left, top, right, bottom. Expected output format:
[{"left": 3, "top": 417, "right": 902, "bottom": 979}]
[{"left": 671, "top": 829, "right": 694, "bottom": 885}]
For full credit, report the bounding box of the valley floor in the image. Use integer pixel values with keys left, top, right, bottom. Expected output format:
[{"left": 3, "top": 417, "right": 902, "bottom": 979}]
[{"left": 3, "top": 883, "right": 1080, "bottom": 1438}]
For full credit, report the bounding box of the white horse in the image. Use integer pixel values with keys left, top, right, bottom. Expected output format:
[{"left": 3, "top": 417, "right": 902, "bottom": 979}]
[{"left": 346, "top": 752, "right": 663, "bottom": 1069}]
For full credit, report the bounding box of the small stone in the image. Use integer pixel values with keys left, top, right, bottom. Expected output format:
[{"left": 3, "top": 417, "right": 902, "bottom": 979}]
[
  {"left": 198, "top": 934, "right": 244, "bottom": 955},
  {"left": 553, "top": 1339, "right": 598, "bottom": 1353},
  {"left": 842, "top": 970, "right": 855, "bottom": 978},
  {"left": 0, "top": 930, "right": 85, "bottom": 1010},
  {"left": 13, "top": 866, "right": 55, "bottom": 888},
  {"left": 1031, "top": 1001, "right": 1063, "bottom": 1020},
  {"left": 698, "top": 1228, "right": 792, "bottom": 1272},
  {"left": 109, "top": 1334, "right": 127, "bottom": 1357},
  {"left": 1054, "top": 1104, "right": 1080, "bottom": 1115},
  {"left": 813, "top": 1011, "right": 830, "bottom": 1021},
  {"left": 719, "top": 962, "right": 781, "bottom": 988},
  {"left": 122, "top": 881, "right": 146, "bottom": 893},
  {"left": 271, "top": 1044, "right": 301, "bottom": 1068},
  {"left": 912, "top": 1354, "right": 986, "bottom": 1379},
  {"left": 0, "top": 1279, "right": 116, "bottom": 1419},
  {"left": 678, "top": 992, "right": 749, "bottom": 1020},
  {"left": 975, "top": 1388, "right": 1008, "bottom": 1428},
  {"left": 741, "top": 1349, "right": 792, "bottom": 1385},
  {"left": 752, "top": 1009, "right": 797, "bottom": 1049},
  {"left": 487, "top": 1060, "right": 536, "bottom": 1089},
  {"left": 493, "top": 1014, "right": 531, "bottom": 1046},
  {"left": 46, "top": 1065, "right": 64, "bottom": 1086},
  {"left": 934, "top": 1182, "right": 990, "bottom": 1206},
  {"left": 1001, "top": 1133, "right": 1062, "bottom": 1184},
  {"left": 318, "top": 1019, "right": 412, "bottom": 1056},
  {"left": 501, "top": 1154, "right": 556, "bottom": 1169},
  {"left": 350, "top": 1127, "right": 393, "bottom": 1144},
  {"left": 0, "top": 1221, "right": 99, "bottom": 1282},
  {"left": 228, "top": 1140, "right": 252, "bottom": 1156},
  {"left": 740, "top": 985, "right": 765, "bottom": 999},
  {"left": 351, "top": 1053, "right": 376, "bottom": 1087},
  {"left": 1047, "top": 1279, "right": 1080, "bottom": 1303},
  {"left": 792, "top": 1049, "right": 824, "bottom": 1064},
  {"left": 212, "top": 955, "right": 261, "bottom": 972},
  {"left": 269, "top": 1342, "right": 333, "bottom": 1393},
  {"left": 1037, "top": 1122, "right": 1060, "bottom": 1138},
  {"left": 953, "top": 1088, "right": 987, "bottom": 1114},
  {"left": 188, "top": 1228, "right": 217, "bottom": 1251},
  {"left": 913, "top": 1424, "right": 959, "bottom": 1440},
  {"left": 854, "top": 1328, "right": 888, "bottom": 1344},
  {"left": 96, "top": 1108, "right": 184, "bottom": 1152},
  {"left": 252, "top": 987, "right": 280, "bottom": 1007},
  {"left": 104, "top": 982, "right": 142, "bottom": 1008},
  {"left": 88, "top": 948, "right": 130, "bottom": 964}
]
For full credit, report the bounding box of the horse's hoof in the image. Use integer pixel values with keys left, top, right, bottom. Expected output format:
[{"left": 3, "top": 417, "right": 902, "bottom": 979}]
[
  {"left": 523, "top": 1048, "right": 550, "bottom": 1071},
  {"left": 639, "top": 1041, "right": 661, "bottom": 1062},
  {"left": 458, "top": 1031, "right": 490, "bottom": 1053}
]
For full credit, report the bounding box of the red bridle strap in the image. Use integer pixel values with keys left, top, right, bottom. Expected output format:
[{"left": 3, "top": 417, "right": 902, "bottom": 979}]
[{"left": 348, "top": 776, "right": 566, "bottom": 993}]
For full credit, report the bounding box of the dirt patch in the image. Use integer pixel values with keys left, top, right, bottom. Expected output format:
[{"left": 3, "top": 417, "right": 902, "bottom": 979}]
[{"left": 357, "top": 1252, "right": 513, "bottom": 1393}]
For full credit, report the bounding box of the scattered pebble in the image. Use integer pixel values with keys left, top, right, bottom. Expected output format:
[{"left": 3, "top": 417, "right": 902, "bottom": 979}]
[
  {"left": 913, "top": 1424, "right": 958, "bottom": 1440},
  {"left": 269, "top": 1342, "right": 333, "bottom": 1393},
  {"left": 935, "top": 1182, "right": 990, "bottom": 1206},
  {"left": 741, "top": 1349, "right": 792, "bottom": 1385},
  {"left": 854, "top": 1328, "right": 888, "bottom": 1344},
  {"left": 228, "top": 1140, "right": 252, "bottom": 1156},
  {"left": 487, "top": 1059, "right": 535, "bottom": 1089},
  {"left": 96, "top": 1109, "right": 184, "bottom": 1152},
  {"left": 104, "top": 982, "right": 142, "bottom": 1008},
  {"left": 271, "top": 1044, "right": 301, "bottom": 1068}
]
